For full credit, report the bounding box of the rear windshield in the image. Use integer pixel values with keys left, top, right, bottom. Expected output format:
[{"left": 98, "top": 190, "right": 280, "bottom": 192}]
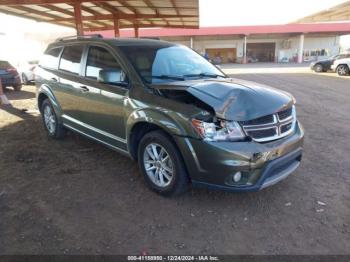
[{"left": 0, "top": 61, "right": 11, "bottom": 68}]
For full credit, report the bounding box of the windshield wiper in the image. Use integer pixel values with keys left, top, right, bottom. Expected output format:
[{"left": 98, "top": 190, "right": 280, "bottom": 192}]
[
  {"left": 184, "top": 72, "right": 226, "bottom": 79},
  {"left": 152, "top": 75, "right": 185, "bottom": 81}
]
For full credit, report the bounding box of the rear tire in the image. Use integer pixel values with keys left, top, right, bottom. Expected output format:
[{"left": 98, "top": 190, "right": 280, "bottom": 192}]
[
  {"left": 41, "top": 99, "right": 65, "bottom": 139},
  {"left": 336, "top": 65, "right": 350, "bottom": 76},
  {"left": 314, "top": 64, "right": 323, "bottom": 73},
  {"left": 13, "top": 84, "right": 22, "bottom": 91},
  {"left": 138, "top": 130, "right": 189, "bottom": 196}
]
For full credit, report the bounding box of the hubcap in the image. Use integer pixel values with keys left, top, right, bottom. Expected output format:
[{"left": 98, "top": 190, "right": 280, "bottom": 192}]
[
  {"left": 339, "top": 67, "right": 346, "bottom": 75},
  {"left": 43, "top": 105, "right": 56, "bottom": 134},
  {"left": 143, "top": 143, "right": 174, "bottom": 188}
]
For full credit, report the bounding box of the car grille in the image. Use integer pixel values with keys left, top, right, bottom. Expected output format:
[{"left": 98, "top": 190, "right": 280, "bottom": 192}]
[
  {"left": 239, "top": 106, "right": 296, "bottom": 142},
  {"left": 240, "top": 114, "right": 274, "bottom": 126}
]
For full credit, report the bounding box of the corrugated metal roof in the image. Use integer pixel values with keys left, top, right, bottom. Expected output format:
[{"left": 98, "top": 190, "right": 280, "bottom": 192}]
[
  {"left": 296, "top": 0, "right": 350, "bottom": 23},
  {"left": 0, "top": 0, "right": 199, "bottom": 30}
]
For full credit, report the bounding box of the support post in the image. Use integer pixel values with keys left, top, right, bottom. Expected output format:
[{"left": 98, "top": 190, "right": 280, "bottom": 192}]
[
  {"left": 0, "top": 79, "right": 11, "bottom": 106},
  {"left": 73, "top": 2, "right": 84, "bottom": 36},
  {"left": 190, "top": 36, "right": 193, "bottom": 49},
  {"left": 113, "top": 17, "right": 120, "bottom": 37},
  {"left": 134, "top": 25, "right": 139, "bottom": 38},
  {"left": 243, "top": 35, "right": 247, "bottom": 64},
  {"left": 298, "top": 34, "right": 304, "bottom": 63}
]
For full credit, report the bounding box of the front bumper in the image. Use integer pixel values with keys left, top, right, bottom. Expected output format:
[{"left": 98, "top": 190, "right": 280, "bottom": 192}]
[{"left": 174, "top": 121, "right": 304, "bottom": 192}]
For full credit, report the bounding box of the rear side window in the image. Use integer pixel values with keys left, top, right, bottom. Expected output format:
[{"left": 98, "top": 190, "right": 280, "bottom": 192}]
[
  {"left": 86, "top": 46, "right": 122, "bottom": 79},
  {"left": 40, "top": 47, "right": 62, "bottom": 69},
  {"left": 59, "top": 45, "right": 84, "bottom": 75}
]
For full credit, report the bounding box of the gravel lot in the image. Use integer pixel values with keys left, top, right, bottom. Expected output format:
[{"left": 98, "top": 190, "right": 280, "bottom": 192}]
[{"left": 0, "top": 73, "right": 349, "bottom": 255}]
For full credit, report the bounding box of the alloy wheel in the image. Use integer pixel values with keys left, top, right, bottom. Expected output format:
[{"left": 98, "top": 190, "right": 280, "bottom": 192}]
[
  {"left": 143, "top": 143, "right": 174, "bottom": 188},
  {"left": 43, "top": 105, "right": 56, "bottom": 134},
  {"left": 338, "top": 66, "right": 348, "bottom": 76}
]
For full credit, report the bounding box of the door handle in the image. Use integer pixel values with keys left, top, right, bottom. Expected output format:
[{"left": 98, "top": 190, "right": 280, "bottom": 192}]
[
  {"left": 51, "top": 77, "right": 58, "bottom": 82},
  {"left": 79, "top": 86, "right": 89, "bottom": 92}
]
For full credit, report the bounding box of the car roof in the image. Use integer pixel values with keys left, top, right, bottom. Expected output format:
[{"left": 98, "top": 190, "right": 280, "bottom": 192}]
[{"left": 48, "top": 37, "right": 177, "bottom": 49}]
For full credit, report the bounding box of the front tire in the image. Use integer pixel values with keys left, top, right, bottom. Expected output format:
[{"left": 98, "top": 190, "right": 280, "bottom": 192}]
[
  {"left": 138, "top": 130, "right": 189, "bottom": 196},
  {"left": 336, "top": 65, "right": 350, "bottom": 76},
  {"left": 41, "top": 99, "right": 65, "bottom": 139},
  {"left": 314, "top": 64, "right": 323, "bottom": 73}
]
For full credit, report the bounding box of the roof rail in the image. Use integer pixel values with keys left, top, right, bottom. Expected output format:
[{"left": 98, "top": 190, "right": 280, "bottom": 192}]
[{"left": 55, "top": 34, "right": 103, "bottom": 42}]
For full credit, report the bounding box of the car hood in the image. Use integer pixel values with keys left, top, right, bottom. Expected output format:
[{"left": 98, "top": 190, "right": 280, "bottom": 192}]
[
  {"left": 334, "top": 58, "right": 350, "bottom": 64},
  {"left": 317, "top": 59, "right": 333, "bottom": 63},
  {"left": 151, "top": 78, "right": 294, "bottom": 121}
]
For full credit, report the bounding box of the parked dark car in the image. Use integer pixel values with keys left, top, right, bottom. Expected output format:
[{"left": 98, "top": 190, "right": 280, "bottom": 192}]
[
  {"left": 0, "top": 60, "right": 22, "bottom": 91},
  {"left": 36, "top": 35, "right": 304, "bottom": 196},
  {"left": 310, "top": 54, "right": 350, "bottom": 72}
]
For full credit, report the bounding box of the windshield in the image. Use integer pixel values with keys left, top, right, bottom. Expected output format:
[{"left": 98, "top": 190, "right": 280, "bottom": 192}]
[{"left": 119, "top": 44, "right": 226, "bottom": 84}]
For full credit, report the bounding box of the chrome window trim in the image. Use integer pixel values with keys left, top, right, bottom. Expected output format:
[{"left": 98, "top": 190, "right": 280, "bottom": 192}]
[{"left": 62, "top": 114, "right": 127, "bottom": 144}]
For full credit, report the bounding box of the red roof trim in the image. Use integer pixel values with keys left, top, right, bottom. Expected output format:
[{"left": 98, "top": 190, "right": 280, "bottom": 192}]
[{"left": 94, "top": 23, "right": 350, "bottom": 38}]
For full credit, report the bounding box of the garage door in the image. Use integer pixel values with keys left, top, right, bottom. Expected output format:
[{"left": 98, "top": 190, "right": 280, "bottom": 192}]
[
  {"left": 247, "top": 43, "right": 276, "bottom": 62},
  {"left": 205, "top": 48, "right": 237, "bottom": 64}
]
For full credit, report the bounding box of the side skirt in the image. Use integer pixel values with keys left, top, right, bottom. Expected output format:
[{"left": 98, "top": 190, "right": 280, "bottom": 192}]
[{"left": 62, "top": 122, "right": 131, "bottom": 158}]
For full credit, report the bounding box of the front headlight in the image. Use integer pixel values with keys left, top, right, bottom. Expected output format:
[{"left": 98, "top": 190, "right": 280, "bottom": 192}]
[{"left": 191, "top": 119, "right": 245, "bottom": 141}]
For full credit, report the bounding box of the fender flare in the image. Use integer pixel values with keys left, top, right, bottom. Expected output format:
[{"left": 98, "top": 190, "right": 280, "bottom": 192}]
[
  {"left": 125, "top": 108, "right": 186, "bottom": 145},
  {"left": 37, "top": 84, "right": 63, "bottom": 120}
]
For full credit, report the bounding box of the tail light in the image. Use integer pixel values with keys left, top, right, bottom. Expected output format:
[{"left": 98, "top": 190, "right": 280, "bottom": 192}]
[{"left": 6, "top": 68, "right": 18, "bottom": 74}]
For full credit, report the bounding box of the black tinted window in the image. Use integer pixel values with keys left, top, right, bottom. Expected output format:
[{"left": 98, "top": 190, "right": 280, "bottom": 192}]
[
  {"left": 86, "top": 46, "right": 122, "bottom": 80},
  {"left": 39, "top": 47, "right": 62, "bottom": 69},
  {"left": 59, "top": 45, "right": 83, "bottom": 74}
]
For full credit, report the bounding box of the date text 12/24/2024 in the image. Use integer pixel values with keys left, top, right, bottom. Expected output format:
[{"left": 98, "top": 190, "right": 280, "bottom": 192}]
[{"left": 127, "top": 256, "right": 219, "bottom": 261}]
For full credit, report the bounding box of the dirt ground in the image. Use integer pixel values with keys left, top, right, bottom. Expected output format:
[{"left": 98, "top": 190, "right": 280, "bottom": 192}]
[{"left": 0, "top": 74, "right": 349, "bottom": 255}]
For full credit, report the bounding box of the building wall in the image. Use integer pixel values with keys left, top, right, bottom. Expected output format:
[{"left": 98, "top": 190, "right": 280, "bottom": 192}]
[{"left": 160, "top": 35, "right": 341, "bottom": 63}]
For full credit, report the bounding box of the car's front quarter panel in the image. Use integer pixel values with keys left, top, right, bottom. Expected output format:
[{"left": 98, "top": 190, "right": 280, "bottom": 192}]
[{"left": 125, "top": 87, "right": 205, "bottom": 140}]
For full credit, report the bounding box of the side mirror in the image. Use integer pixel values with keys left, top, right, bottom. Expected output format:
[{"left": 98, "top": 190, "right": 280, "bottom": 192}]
[{"left": 98, "top": 69, "right": 127, "bottom": 86}]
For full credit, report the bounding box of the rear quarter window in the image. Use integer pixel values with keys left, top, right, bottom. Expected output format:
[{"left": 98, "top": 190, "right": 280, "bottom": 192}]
[
  {"left": 59, "top": 45, "right": 84, "bottom": 75},
  {"left": 39, "top": 47, "right": 62, "bottom": 69}
]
